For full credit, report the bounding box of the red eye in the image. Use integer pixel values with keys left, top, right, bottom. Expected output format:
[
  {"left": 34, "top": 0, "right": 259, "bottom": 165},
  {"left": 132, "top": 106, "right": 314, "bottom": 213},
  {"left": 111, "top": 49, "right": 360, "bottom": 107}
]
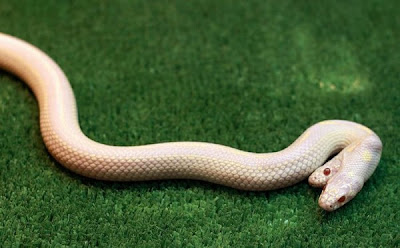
[
  {"left": 323, "top": 168, "right": 331, "bottom": 176},
  {"left": 338, "top": 196, "right": 346, "bottom": 203}
]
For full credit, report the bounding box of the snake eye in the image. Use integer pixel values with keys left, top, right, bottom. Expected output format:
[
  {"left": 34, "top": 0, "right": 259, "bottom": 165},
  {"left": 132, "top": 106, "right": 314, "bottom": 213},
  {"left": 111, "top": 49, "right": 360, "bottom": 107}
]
[
  {"left": 323, "top": 168, "right": 331, "bottom": 176},
  {"left": 338, "top": 196, "right": 346, "bottom": 203}
]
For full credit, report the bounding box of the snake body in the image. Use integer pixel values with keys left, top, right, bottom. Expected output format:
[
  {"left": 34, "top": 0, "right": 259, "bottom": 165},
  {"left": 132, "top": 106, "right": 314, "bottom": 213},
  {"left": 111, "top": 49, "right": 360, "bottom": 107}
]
[{"left": 0, "top": 33, "right": 382, "bottom": 211}]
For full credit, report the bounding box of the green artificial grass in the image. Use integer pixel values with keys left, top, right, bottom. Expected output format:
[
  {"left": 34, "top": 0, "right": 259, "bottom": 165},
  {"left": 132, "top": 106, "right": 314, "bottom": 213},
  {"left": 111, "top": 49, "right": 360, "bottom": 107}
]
[{"left": 0, "top": 0, "right": 399, "bottom": 246}]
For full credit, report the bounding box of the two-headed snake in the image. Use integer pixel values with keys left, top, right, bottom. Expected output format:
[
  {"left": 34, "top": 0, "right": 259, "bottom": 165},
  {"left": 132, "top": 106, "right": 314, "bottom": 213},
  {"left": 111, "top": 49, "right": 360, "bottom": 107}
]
[{"left": 0, "top": 33, "right": 382, "bottom": 211}]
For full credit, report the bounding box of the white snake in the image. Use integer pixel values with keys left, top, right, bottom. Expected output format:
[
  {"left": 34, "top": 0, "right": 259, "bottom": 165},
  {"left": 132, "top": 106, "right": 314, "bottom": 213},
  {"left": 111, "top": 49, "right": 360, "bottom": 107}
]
[{"left": 0, "top": 33, "right": 383, "bottom": 211}]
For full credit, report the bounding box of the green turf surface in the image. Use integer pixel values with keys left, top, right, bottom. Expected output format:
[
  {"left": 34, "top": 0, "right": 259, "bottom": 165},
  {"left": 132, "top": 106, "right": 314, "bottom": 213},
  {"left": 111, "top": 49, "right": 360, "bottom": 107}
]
[{"left": 0, "top": 0, "right": 399, "bottom": 246}]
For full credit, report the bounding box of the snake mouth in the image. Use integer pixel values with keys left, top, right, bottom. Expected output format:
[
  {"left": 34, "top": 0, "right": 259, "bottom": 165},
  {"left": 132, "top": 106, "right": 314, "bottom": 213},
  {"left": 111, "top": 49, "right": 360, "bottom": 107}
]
[{"left": 320, "top": 204, "right": 338, "bottom": 212}]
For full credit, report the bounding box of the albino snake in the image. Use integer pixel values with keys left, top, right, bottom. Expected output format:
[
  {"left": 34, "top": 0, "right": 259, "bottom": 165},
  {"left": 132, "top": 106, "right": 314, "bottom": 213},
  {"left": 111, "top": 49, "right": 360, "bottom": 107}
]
[{"left": 0, "top": 33, "right": 383, "bottom": 211}]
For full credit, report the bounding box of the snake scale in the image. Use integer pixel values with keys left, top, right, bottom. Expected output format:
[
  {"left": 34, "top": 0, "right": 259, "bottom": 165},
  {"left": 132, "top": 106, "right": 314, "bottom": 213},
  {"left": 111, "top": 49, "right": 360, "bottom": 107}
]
[{"left": 0, "top": 33, "right": 382, "bottom": 211}]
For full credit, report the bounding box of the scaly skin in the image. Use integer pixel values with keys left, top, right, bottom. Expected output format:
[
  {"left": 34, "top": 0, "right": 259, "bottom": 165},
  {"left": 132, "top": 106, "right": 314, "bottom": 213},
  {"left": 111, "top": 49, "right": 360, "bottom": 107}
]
[{"left": 0, "top": 33, "right": 383, "bottom": 211}]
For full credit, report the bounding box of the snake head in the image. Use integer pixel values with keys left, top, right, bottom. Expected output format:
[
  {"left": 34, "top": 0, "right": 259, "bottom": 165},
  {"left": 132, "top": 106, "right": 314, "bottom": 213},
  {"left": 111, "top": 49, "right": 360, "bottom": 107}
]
[
  {"left": 308, "top": 151, "right": 343, "bottom": 188},
  {"left": 318, "top": 174, "right": 364, "bottom": 211},
  {"left": 316, "top": 135, "right": 382, "bottom": 211}
]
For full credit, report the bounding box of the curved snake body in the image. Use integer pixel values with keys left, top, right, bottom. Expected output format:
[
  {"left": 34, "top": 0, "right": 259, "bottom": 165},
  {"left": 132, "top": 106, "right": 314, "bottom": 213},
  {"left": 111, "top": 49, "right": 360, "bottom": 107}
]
[{"left": 0, "top": 33, "right": 382, "bottom": 211}]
